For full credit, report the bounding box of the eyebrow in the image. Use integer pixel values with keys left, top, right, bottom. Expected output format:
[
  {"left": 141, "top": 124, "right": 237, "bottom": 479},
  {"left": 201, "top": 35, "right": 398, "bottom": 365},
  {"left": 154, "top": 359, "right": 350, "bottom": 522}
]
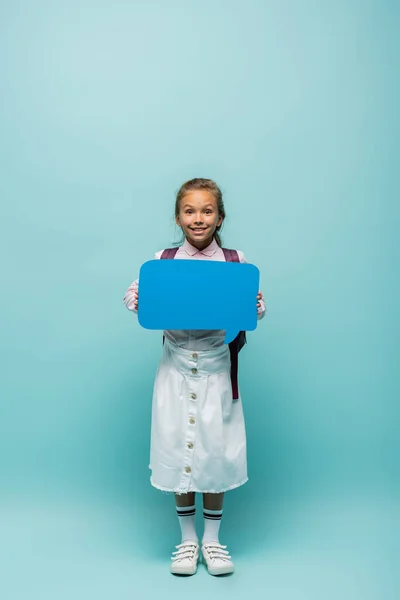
[{"left": 182, "top": 204, "right": 215, "bottom": 209}]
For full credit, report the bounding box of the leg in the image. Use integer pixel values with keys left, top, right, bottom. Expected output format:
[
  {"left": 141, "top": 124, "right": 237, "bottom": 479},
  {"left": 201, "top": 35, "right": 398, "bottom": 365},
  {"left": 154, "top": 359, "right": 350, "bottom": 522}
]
[
  {"left": 201, "top": 492, "right": 234, "bottom": 576},
  {"left": 170, "top": 492, "right": 199, "bottom": 576},
  {"left": 174, "top": 492, "right": 197, "bottom": 542},
  {"left": 203, "top": 492, "right": 224, "bottom": 511},
  {"left": 202, "top": 493, "right": 224, "bottom": 542},
  {"left": 175, "top": 492, "right": 196, "bottom": 508}
]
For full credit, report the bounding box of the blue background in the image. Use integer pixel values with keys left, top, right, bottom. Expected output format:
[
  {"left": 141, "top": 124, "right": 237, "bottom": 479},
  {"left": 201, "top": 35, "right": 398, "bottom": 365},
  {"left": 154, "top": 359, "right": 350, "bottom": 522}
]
[{"left": 0, "top": 1, "right": 398, "bottom": 598}]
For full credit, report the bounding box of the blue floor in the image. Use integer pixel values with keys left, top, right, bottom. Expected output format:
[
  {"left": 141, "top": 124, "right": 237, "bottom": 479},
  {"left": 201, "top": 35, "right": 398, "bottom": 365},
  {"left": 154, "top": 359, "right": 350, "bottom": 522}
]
[{"left": 1, "top": 493, "right": 398, "bottom": 600}]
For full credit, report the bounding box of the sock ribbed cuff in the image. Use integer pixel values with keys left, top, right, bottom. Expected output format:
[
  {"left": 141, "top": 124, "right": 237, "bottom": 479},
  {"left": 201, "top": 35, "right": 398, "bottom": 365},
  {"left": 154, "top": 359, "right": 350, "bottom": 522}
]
[
  {"left": 203, "top": 508, "right": 223, "bottom": 520},
  {"left": 176, "top": 504, "right": 196, "bottom": 517}
]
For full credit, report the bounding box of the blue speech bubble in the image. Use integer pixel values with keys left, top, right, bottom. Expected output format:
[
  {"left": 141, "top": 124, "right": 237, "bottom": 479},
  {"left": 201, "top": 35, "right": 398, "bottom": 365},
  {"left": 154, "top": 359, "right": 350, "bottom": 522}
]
[{"left": 137, "top": 260, "right": 260, "bottom": 344}]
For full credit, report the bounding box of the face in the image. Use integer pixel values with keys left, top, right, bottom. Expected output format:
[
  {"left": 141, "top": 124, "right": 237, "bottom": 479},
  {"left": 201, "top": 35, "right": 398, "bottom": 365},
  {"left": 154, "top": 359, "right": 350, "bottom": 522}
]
[{"left": 176, "top": 190, "right": 223, "bottom": 250}]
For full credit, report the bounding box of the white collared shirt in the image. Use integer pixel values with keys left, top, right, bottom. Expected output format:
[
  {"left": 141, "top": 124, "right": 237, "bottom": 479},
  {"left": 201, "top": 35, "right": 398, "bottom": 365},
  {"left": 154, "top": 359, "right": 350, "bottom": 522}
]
[{"left": 166, "top": 237, "right": 224, "bottom": 259}]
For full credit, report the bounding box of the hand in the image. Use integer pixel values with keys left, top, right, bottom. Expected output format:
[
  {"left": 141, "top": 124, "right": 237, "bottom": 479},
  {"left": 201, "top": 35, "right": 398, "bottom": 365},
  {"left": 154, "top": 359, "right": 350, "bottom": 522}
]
[
  {"left": 256, "top": 291, "right": 263, "bottom": 313},
  {"left": 133, "top": 290, "right": 138, "bottom": 311}
]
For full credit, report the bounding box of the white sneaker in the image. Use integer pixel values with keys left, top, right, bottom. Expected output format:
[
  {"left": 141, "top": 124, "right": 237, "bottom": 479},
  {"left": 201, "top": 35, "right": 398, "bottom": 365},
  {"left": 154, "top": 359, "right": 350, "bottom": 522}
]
[
  {"left": 170, "top": 540, "right": 200, "bottom": 575},
  {"left": 201, "top": 542, "right": 235, "bottom": 575}
]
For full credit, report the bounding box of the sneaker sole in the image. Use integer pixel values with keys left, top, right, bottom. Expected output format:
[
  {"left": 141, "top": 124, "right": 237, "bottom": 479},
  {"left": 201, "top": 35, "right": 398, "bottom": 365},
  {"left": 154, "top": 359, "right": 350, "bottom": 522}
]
[
  {"left": 205, "top": 565, "right": 235, "bottom": 576},
  {"left": 170, "top": 565, "right": 198, "bottom": 576},
  {"left": 201, "top": 556, "right": 235, "bottom": 576}
]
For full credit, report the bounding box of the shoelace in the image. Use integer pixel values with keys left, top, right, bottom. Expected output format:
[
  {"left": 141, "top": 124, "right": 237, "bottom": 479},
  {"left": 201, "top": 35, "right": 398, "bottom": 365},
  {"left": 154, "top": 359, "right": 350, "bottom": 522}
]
[
  {"left": 203, "top": 543, "right": 232, "bottom": 562},
  {"left": 171, "top": 542, "right": 198, "bottom": 563}
]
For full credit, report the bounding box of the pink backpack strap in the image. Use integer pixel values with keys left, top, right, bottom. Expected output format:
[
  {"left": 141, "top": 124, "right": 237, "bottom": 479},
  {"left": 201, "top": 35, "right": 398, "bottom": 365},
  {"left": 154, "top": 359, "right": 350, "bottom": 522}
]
[
  {"left": 222, "top": 248, "right": 240, "bottom": 263},
  {"left": 228, "top": 330, "right": 247, "bottom": 400},
  {"left": 160, "top": 247, "right": 179, "bottom": 259},
  {"left": 222, "top": 247, "right": 245, "bottom": 399}
]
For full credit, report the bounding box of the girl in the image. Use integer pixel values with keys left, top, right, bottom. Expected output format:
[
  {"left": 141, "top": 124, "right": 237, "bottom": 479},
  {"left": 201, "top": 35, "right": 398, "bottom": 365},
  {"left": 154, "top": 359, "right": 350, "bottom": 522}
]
[{"left": 123, "top": 178, "right": 266, "bottom": 576}]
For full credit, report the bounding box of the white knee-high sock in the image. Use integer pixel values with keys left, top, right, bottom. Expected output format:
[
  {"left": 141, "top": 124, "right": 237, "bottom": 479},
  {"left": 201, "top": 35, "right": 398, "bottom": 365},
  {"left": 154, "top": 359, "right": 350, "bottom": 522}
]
[
  {"left": 202, "top": 508, "right": 223, "bottom": 543},
  {"left": 176, "top": 504, "right": 197, "bottom": 543}
]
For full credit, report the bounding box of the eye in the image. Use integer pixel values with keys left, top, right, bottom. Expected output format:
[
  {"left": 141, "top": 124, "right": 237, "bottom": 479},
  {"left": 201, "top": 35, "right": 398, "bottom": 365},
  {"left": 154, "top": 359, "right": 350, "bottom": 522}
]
[
  {"left": 185, "top": 209, "right": 193, "bottom": 214},
  {"left": 205, "top": 209, "right": 212, "bottom": 214}
]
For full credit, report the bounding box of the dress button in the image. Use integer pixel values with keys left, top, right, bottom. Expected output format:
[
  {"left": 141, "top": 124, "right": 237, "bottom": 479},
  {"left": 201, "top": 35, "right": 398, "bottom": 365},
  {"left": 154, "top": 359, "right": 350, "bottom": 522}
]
[
  {"left": 190, "top": 393, "right": 197, "bottom": 400},
  {"left": 185, "top": 466, "right": 192, "bottom": 473},
  {"left": 192, "top": 353, "right": 198, "bottom": 360},
  {"left": 191, "top": 368, "right": 198, "bottom": 374},
  {"left": 189, "top": 417, "right": 195, "bottom": 425},
  {"left": 187, "top": 442, "right": 194, "bottom": 449}
]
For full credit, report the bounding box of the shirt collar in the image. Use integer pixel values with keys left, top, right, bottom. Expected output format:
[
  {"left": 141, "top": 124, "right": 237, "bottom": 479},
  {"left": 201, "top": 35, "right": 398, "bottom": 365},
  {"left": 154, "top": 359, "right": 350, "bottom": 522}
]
[{"left": 182, "top": 237, "right": 219, "bottom": 257}]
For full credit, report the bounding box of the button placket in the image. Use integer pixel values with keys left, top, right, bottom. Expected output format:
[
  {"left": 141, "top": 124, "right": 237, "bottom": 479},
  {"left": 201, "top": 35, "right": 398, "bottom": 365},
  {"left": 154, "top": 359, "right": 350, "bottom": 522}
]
[
  {"left": 182, "top": 380, "right": 199, "bottom": 487},
  {"left": 190, "top": 352, "right": 199, "bottom": 376},
  {"left": 179, "top": 352, "right": 200, "bottom": 492}
]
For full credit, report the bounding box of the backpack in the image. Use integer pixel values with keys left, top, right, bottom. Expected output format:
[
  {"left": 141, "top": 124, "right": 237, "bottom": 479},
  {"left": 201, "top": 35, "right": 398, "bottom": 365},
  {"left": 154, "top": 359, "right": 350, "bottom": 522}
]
[{"left": 160, "top": 247, "right": 246, "bottom": 399}]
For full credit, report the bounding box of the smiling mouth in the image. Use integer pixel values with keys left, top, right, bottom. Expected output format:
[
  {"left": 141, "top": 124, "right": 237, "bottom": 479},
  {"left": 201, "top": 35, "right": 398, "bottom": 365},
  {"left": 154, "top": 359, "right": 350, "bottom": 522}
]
[{"left": 190, "top": 228, "right": 207, "bottom": 232}]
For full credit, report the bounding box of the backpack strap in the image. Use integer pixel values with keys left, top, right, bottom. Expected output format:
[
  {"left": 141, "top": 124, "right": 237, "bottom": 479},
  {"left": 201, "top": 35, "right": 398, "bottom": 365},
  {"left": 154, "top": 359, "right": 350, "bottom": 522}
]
[
  {"left": 160, "top": 247, "right": 179, "bottom": 259},
  {"left": 228, "top": 331, "right": 247, "bottom": 400},
  {"left": 222, "top": 247, "right": 245, "bottom": 399},
  {"left": 222, "top": 248, "right": 240, "bottom": 263}
]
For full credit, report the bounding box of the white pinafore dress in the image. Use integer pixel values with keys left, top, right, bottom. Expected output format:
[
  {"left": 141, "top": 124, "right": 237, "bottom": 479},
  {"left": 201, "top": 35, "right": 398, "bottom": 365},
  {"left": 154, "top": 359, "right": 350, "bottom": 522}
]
[
  {"left": 123, "top": 238, "right": 265, "bottom": 493},
  {"left": 149, "top": 337, "right": 248, "bottom": 494}
]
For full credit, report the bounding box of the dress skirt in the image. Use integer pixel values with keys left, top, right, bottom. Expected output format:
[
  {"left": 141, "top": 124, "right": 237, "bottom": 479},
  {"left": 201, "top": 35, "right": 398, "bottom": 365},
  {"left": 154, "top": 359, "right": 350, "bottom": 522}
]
[{"left": 149, "top": 338, "right": 248, "bottom": 494}]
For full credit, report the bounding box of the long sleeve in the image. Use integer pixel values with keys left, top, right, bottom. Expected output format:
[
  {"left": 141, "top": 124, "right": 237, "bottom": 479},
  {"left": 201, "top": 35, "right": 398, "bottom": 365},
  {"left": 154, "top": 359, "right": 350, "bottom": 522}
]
[
  {"left": 123, "top": 278, "right": 139, "bottom": 312},
  {"left": 123, "top": 251, "right": 162, "bottom": 314},
  {"left": 238, "top": 251, "right": 267, "bottom": 320}
]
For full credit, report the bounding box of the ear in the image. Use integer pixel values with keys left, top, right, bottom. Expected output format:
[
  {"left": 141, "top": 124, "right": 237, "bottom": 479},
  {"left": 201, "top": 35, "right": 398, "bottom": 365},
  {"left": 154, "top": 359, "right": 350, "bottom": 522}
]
[
  {"left": 175, "top": 215, "right": 181, "bottom": 227},
  {"left": 217, "top": 215, "right": 224, "bottom": 227}
]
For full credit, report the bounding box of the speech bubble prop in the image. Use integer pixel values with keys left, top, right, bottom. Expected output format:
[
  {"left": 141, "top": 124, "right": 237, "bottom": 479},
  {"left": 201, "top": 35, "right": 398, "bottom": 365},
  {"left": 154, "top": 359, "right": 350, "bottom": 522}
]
[{"left": 138, "top": 259, "right": 260, "bottom": 344}]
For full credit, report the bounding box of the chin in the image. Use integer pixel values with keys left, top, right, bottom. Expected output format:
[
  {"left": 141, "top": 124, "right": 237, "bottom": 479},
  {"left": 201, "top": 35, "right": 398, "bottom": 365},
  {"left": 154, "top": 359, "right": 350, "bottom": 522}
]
[{"left": 186, "top": 231, "right": 213, "bottom": 246}]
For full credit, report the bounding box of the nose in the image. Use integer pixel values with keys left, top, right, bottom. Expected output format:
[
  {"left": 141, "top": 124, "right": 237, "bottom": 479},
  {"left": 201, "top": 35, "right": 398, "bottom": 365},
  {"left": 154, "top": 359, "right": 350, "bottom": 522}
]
[{"left": 193, "top": 215, "right": 204, "bottom": 225}]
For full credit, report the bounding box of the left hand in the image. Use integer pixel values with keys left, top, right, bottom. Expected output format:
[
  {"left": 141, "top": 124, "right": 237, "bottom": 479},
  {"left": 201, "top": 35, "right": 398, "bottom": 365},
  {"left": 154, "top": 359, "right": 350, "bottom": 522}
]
[{"left": 256, "top": 291, "right": 263, "bottom": 312}]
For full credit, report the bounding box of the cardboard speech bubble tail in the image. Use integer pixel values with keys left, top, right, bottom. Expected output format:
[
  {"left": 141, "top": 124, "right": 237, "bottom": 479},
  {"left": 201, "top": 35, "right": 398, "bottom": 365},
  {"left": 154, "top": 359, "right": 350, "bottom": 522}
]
[{"left": 224, "top": 328, "right": 240, "bottom": 345}]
